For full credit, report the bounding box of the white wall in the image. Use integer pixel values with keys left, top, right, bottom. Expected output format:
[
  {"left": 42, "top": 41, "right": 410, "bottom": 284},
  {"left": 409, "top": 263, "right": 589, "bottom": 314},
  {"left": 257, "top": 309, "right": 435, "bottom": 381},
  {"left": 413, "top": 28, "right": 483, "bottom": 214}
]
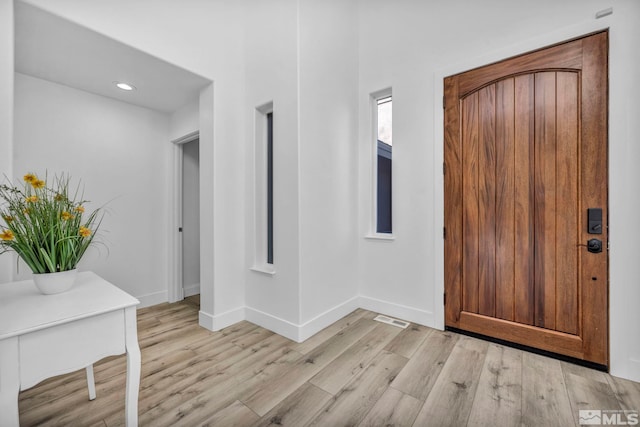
[
  {"left": 0, "top": 0, "right": 13, "bottom": 283},
  {"left": 20, "top": 0, "right": 247, "bottom": 330},
  {"left": 182, "top": 139, "right": 200, "bottom": 295},
  {"left": 358, "top": 0, "right": 640, "bottom": 381},
  {"left": 243, "top": 0, "right": 301, "bottom": 336},
  {"left": 298, "top": 0, "right": 360, "bottom": 334},
  {"left": 357, "top": 0, "right": 448, "bottom": 326},
  {"left": 607, "top": 0, "right": 640, "bottom": 382},
  {"left": 242, "top": 0, "right": 360, "bottom": 341},
  {"left": 13, "top": 73, "right": 171, "bottom": 305},
  {"left": 169, "top": 99, "right": 199, "bottom": 141}
]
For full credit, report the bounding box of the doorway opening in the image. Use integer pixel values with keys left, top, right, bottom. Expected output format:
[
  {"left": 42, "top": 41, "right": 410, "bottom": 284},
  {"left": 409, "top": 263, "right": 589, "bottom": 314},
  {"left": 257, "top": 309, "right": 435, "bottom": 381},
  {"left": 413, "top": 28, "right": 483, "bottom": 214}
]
[
  {"left": 182, "top": 138, "right": 200, "bottom": 301},
  {"left": 172, "top": 131, "right": 200, "bottom": 307}
]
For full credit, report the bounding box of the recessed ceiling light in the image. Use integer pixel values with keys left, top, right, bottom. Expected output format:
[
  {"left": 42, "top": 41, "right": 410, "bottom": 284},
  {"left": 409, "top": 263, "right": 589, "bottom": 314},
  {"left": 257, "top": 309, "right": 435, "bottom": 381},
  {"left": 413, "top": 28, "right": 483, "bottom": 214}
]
[{"left": 114, "top": 82, "right": 136, "bottom": 91}]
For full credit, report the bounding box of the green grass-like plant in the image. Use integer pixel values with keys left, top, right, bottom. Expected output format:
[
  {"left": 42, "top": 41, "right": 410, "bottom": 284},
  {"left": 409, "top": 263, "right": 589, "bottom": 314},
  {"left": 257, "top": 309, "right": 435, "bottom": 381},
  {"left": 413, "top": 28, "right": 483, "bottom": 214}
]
[{"left": 0, "top": 172, "right": 103, "bottom": 274}]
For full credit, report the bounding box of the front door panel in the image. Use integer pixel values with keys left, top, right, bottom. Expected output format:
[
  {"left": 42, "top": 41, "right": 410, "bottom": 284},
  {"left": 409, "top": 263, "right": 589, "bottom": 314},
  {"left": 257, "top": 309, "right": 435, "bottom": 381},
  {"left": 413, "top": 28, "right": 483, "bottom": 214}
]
[{"left": 444, "top": 31, "right": 608, "bottom": 366}]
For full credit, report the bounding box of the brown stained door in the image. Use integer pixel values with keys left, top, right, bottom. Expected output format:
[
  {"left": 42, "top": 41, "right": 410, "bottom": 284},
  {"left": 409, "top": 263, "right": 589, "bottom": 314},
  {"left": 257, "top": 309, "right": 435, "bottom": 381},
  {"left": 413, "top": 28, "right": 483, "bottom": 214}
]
[{"left": 444, "top": 31, "right": 608, "bottom": 366}]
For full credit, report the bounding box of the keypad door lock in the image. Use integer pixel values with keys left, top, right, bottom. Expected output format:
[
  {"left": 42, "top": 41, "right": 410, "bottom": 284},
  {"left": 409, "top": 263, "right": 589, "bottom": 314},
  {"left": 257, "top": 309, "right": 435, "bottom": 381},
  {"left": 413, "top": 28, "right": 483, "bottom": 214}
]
[
  {"left": 587, "top": 238, "right": 603, "bottom": 253},
  {"left": 588, "top": 208, "right": 602, "bottom": 234}
]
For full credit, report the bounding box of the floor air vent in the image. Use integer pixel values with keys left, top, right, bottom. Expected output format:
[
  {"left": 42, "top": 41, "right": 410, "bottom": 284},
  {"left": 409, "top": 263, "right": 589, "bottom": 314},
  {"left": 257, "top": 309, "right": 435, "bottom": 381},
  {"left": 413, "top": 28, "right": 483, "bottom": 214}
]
[{"left": 373, "top": 314, "right": 410, "bottom": 329}]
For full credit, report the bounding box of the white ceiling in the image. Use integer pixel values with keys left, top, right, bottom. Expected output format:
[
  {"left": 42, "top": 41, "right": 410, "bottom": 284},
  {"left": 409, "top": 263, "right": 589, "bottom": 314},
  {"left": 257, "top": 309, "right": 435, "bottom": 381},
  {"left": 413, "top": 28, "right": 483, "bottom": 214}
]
[{"left": 14, "top": 1, "right": 212, "bottom": 113}]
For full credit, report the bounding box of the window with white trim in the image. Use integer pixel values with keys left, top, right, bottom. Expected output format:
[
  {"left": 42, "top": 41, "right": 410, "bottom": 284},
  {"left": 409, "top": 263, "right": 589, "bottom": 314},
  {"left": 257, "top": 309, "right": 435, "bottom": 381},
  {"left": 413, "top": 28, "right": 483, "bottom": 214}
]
[
  {"left": 374, "top": 92, "right": 392, "bottom": 234},
  {"left": 266, "top": 111, "right": 273, "bottom": 264},
  {"left": 254, "top": 102, "right": 274, "bottom": 271}
]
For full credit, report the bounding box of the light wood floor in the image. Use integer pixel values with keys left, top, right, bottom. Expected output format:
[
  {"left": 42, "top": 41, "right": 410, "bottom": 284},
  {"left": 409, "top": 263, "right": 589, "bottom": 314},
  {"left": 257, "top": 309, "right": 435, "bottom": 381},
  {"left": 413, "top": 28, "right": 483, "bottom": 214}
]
[{"left": 19, "top": 296, "right": 640, "bottom": 426}]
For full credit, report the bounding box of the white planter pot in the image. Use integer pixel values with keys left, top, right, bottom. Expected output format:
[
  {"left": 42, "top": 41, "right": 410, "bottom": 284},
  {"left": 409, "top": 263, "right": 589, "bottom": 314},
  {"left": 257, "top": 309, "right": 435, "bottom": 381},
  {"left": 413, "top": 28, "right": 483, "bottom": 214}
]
[{"left": 32, "top": 269, "right": 78, "bottom": 295}]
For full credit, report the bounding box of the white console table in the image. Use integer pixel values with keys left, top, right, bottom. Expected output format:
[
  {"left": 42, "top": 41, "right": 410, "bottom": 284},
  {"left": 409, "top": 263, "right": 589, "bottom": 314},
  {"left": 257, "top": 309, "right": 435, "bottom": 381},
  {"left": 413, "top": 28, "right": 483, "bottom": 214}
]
[{"left": 0, "top": 271, "right": 141, "bottom": 426}]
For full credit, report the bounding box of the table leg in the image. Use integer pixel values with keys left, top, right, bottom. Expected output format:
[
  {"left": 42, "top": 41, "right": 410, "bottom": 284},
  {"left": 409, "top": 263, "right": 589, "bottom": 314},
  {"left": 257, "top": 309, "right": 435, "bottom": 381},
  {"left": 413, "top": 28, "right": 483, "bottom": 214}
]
[
  {"left": 0, "top": 337, "right": 20, "bottom": 427},
  {"left": 86, "top": 365, "right": 96, "bottom": 400},
  {"left": 124, "top": 307, "right": 140, "bottom": 427}
]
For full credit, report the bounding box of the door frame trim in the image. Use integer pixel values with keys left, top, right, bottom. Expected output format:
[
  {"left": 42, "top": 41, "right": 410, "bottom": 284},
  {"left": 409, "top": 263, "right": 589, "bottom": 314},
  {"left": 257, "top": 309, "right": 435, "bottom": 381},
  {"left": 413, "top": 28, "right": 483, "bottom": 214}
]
[
  {"left": 169, "top": 130, "right": 200, "bottom": 304},
  {"left": 432, "top": 18, "right": 612, "bottom": 331}
]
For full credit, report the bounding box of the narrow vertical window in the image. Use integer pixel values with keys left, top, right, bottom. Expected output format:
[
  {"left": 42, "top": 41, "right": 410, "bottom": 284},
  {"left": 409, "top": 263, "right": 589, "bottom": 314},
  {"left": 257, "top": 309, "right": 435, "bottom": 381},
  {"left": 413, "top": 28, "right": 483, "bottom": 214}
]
[
  {"left": 253, "top": 102, "right": 274, "bottom": 273},
  {"left": 376, "top": 95, "right": 392, "bottom": 234},
  {"left": 266, "top": 112, "right": 274, "bottom": 264}
]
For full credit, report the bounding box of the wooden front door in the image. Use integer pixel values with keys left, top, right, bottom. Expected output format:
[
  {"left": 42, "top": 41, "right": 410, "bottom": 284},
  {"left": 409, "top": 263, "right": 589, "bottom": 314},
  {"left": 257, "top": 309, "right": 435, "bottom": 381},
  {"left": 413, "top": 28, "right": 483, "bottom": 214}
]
[{"left": 444, "top": 31, "right": 608, "bottom": 366}]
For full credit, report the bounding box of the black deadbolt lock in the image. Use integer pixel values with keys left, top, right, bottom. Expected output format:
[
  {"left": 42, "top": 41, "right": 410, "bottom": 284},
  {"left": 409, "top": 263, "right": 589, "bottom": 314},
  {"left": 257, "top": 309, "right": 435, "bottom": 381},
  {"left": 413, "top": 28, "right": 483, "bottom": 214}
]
[
  {"left": 588, "top": 208, "right": 603, "bottom": 234},
  {"left": 587, "top": 238, "right": 603, "bottom": 253}
]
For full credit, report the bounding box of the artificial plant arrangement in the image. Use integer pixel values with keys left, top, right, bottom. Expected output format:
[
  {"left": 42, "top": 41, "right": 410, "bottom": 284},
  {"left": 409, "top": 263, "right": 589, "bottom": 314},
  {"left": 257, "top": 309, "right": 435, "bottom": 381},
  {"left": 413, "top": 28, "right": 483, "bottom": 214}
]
[{"left": 0, "top": 172, "right": 103, "bottom": 275}]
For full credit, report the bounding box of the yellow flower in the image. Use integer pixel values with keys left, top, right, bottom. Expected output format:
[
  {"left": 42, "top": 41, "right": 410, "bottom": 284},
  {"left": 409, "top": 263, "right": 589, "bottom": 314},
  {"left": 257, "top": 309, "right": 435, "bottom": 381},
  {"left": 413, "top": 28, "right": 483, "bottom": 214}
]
[
  {"left": 75, "top": 206, "right": 85, "bottom": 213},
  {"left": 2, "top": 215, "right": 13, "bottom": 223},
  {"left": 0, "top": 229, "right": 14, "bottom": 241},
  {"left": 23, "top": 173, "right": 37, "bottom": 183},
  {"left": 54, "top": 194, "right": 65, "bottom": 202},
  {"left": 31, "top": 179, "right": 45, "bottom": 189},
  {"left": 79, "top": 226, "right": 92, "bottom": 238},
  {"left": 61, "top": 211, "right": 74, "bottom": 221},
  {"left": 26, "top": 195, "right": 38, "bottom": 203}
]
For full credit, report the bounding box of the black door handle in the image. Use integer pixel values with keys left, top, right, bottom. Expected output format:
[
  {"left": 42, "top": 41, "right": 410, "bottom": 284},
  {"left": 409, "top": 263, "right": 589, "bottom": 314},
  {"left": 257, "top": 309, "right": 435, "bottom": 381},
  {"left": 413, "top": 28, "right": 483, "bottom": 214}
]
[{"left": 587, "top": 238, "right": 603, "bottom": 253}]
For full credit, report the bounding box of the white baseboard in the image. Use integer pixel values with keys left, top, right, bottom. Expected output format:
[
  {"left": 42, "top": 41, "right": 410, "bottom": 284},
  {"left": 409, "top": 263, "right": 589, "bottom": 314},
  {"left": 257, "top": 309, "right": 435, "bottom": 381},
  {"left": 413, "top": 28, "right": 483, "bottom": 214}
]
[
  {"left": 298, "top": 296, "right": 361, "bottom": 342},
  {"left": 198, "top": 310, "right": 214, "bottom": 330},
  {"left": 245, "top": 306, "right": 300, "bottom": 342},
  {"left": 199, "top": 306, "right": 245, "bottom": 331},
  {"left": 629, "top": 358, "right": 640, "bottom": 383},
  {"left": 199, "top": 299, "right": 361, "bottom": 343},
  {"left": 243, "top": 297, "right": 361, "bottom": 343},
  {"left": 358, "top": 296, "right": 435, "bottom": 328},
  {"left": 611, "top": 357, "right": 640, "bottom": 383},
  {"left": 183, "top": 283, "right": 200, "bottom": 298},
  {"left": 199, "top": 296, "right": 432, "bottom": 343},
  {"left": 136, "top": 290, "right": 168, "bottom": 308}
]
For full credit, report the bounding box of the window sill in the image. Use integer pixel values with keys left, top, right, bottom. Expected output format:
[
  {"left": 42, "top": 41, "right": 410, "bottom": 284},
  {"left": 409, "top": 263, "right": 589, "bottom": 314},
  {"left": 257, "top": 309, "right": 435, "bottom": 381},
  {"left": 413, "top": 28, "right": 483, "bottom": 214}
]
[
  {"left": 364, "top": 233, "right": 396, "bottom": 241},
  {"left": 250, "top": 265, "right": 276, "bottom": 276}
]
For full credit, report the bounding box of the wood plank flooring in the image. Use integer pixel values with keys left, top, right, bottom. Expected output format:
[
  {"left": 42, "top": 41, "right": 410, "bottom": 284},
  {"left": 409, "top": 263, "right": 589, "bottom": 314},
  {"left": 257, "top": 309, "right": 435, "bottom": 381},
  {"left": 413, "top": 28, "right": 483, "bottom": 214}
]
[{"left": 18, "top": 296, "right": 640, "bottom": 426}]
